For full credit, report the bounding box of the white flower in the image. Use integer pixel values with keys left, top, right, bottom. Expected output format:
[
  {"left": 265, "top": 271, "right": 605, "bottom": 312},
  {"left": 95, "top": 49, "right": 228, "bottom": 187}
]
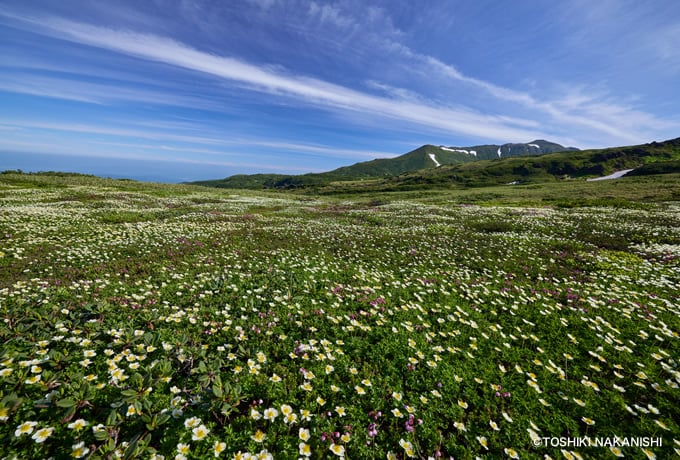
[
  {"left": 31, "top": 426, "right": 54, "bottom": 443},
  {"left": 263, "top": 407, "right": 279, "bottom": 421},
  {"left": 329, "top": 443, "right": 345, "bottom": 457},
  {"left": 72, "top": 441, "right": 90, "bottom": 458},
  {"left": 213, "top": 441, "right": 227, "bottom": 457},
  {"left": 299, "top": 442, "right": 312, "bottom": 457},
  {"left": 192, "top": 424, "right": 210, "bottom": 441},
  {"left": 15, "top": 421, "right": 38, "bottom": 437},
  {"left": 184, "top": 416, "right": 202, "bottom": 428},
  {"left": 68, "top": 419, "right": 89, "bottom": 430}
]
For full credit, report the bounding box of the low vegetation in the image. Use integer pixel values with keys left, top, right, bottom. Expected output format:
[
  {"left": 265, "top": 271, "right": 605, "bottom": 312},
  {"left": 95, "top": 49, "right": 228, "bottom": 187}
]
[
  {"left": 1, "top": 172, "right": 678, "bottom": 459},
  {"left": 191, "top": 138, "right": 680, "bottom": 193}
]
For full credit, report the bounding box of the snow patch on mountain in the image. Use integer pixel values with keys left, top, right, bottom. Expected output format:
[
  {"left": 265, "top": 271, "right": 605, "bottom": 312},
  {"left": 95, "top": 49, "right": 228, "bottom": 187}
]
[
  {"left": 586, "top": 169, "right": 635, "bottom": 181},
  {"left": 441, "top": 147, "right": 477, "bottom": 156},
  {"left": 529, "top": 144, "right": 540, "bottom": 149},
  {"left": 428, "top": 153, "right": 441, "bottom": 167}
]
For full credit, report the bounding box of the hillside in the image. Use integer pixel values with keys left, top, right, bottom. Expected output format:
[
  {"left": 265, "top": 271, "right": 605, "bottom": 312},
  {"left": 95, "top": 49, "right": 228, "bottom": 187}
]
[
  {"left": 382, "top": 138, "right": 680, "bottom": 187},
  {"left": 437, "top": 139, "right": 578, "bottom": 161},
  {"left": 321, "top": 137, "right": 680, "bottom": 194},
  {"left": 191, "top": 140, "right": 576, "bottom": 189},
  {"left": 2, "top": 171, "right": 679, "bottom": 459}
]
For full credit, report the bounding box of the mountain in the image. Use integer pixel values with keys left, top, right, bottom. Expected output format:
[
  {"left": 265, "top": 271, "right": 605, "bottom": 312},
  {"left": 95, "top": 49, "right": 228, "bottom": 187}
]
[
  {"left": 329, "top": 140, "right": 577, "bottom": 177},
  {"left": 322, "top": 137, "right": 680, "bottom": 193},
  {"left": 435, "top": 139, "right": 578, "bottom": 161},
  {"left": 192, "top": 140, "right": 577, "bottom": 189}
]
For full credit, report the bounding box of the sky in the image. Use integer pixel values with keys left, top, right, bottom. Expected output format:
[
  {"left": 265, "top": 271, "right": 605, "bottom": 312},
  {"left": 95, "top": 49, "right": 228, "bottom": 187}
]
[{"left": 1, "top": 0, "right": 680, "bottom": 183}]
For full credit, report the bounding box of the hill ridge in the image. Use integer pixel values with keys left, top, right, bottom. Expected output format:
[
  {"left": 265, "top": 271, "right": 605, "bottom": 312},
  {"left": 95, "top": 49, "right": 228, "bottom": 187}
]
[{"left": 192, "top": 139, "right": 577, "bottom": 189}]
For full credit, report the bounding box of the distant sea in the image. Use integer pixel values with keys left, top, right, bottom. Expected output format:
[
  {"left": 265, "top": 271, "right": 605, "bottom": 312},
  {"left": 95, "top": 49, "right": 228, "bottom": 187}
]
[{"left": 0, "top": 151, "right": 236, "bottom": 183}]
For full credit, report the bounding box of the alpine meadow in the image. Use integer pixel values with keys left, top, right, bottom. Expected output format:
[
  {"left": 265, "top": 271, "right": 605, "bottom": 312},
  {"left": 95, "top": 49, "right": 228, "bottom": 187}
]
[
  {"left": 3, "top": 1, "right": 680, "bottom": 459},
  {"left": 0, "top": 168, "right": 678, "bottom": 459}
]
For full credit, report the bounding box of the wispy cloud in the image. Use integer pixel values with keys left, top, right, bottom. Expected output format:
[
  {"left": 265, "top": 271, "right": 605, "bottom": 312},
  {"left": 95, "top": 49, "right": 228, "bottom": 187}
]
[
  {"left": 307, "top": 2, "right": 357, "bottom": 29},
  {"left": 376, "top": 29, "right": 678, "bottom": 147},
  {"left": 3, "top": 13, "right": 548, "bottom": 143},
  {"left": 236, "top": 140, "right": 395, "bottom": 160},
  {"left": 0, "top": 72, "right": 232, "bottom": 111},
  {"left": 649, "top": 23, "right": 680, "bottom": 74},
  {"left": 0, "top": 118, "right": 391, "bottom": 164},
  {"left": 2, "top": 2, "right": 678, "bottom": 173},
  {"left": 0, "top": 119, "right": 226, "bottom": 145},
  {"left": 291, "top": 0, "right": 679, "bottom": 147},
  {"left": 2, "top": 137, "right": 314, "bottom": 172}
]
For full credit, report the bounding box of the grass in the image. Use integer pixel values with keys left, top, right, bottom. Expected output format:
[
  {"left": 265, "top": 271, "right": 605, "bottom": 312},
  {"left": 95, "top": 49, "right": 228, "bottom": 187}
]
[
  {"left": 188, "top": 137, "right": 680, "bottom": 192},
  {"left": 0, "top": 172, "right": 678, "bottom": 459}
]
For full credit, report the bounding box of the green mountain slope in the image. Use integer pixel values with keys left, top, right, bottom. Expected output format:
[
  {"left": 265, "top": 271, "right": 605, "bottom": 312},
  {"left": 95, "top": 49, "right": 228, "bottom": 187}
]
[
  {"left": 327, "top": 144, "right": 473, "bottom": 177},
  {"left": 438, "top": 139, "right": 578, "bottom": 160},
  {"left": 324, "top": 137, "right": 680, "bottom": 193},
  {"left": 191, "top": 140, "right": 576, "bottom": 189}
]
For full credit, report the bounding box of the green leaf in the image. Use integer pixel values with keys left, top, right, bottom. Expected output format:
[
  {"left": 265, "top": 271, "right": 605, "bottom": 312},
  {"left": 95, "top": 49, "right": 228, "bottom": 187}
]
[
  {"left": 94, "top": 429, "right": 110, "bottom": 441},
  {"left": 221, "top": 403, "right": 234, "bottom": 416},
  {"left": 56, "top": 397, "right": 77, "bottom": 408},
  {"left": 105, "top": 437, "right": 116, "bottom": 450},
  {"left": 62, "top": 405, "right": 77, "bottom": 421},
  {"left": 130, "top": 373, "right": 144, "bottom": 387},
  {"left": 123, "top": 434, "right": 141, "bottom": 460},
  {"left": 106, "top": 409, "right": 119, "bottom": 426},
  {"left": 212, "top": 384, "right": 223, "bottom": 398},
  {"left": 2, "top": 393, "right": 23, "bottom": 409},
  {"left": 156, "top": 413, "right": 170, "bottom": 426}
]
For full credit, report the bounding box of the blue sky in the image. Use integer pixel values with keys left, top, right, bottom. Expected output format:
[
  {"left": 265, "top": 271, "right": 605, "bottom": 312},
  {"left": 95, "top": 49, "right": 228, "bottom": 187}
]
[{"left": 1, "top": 0, "right": 680, "bottom": 182}]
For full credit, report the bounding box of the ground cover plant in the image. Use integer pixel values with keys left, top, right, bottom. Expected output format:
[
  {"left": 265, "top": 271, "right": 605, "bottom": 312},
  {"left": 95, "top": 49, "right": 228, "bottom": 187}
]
[
  {"left": 0, "top": 173, "right": 679, "bottom": 459},
  {"left": 190, "top": 137, "right": 680, "bottom": 192}
]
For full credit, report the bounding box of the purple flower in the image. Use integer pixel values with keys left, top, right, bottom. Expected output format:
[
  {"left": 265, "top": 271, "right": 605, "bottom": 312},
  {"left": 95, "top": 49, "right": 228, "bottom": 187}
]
[
  {"left": 405, "top": 414, "right": 416, "bottom": 433},
  {"left": 368, "top": 423, "right": 378, "bottom": 437}
]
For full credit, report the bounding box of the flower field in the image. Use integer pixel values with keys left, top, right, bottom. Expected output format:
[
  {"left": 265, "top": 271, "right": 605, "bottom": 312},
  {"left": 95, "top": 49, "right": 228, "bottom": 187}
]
[{"left": 1, "top": 174, "right": 679, "bottom": 459}]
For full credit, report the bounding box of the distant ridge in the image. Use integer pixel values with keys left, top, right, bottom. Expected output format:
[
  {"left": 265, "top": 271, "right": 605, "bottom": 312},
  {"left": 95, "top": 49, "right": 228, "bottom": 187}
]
[
  {"left": 192, "top": 140, "right": 577, "bottom": 189},
  {"left": 438, "top": 139, "right": 578, "bottom": 161},
  {"left": 327, "top": 137, "right": 680, "bottom": 192}
]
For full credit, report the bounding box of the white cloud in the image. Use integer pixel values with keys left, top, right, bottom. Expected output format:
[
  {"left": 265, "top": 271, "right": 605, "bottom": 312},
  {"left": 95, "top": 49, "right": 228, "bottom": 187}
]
[
  {"left": 4, "top": 13, "right": 548, "bottom": 143},
  {"left": 307, "top": 2, "right": 356, "bottom": 29},
  {"left": 0, "top": 73, "right": 232, "bottom": 111},
  {"left": 247, "top": 0, "right": 277, "bottom": 10},
  {"left": 387, "top": 42, "right": 678, "bottom": 146},
  {"left": 0, "top": 117, "right": 391, "bottom": 166},
  {"left": 4, "top": 9, "right": 678, "bottom": 150},
  {"left": 0, "top": 119, "right": 226, "bottom": 145},
  {"left": 651, "top": 23, "right": 680, "bottom": 73},
  {"left": 1, "top": 137, "right": 312, "bottom": 172}
]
